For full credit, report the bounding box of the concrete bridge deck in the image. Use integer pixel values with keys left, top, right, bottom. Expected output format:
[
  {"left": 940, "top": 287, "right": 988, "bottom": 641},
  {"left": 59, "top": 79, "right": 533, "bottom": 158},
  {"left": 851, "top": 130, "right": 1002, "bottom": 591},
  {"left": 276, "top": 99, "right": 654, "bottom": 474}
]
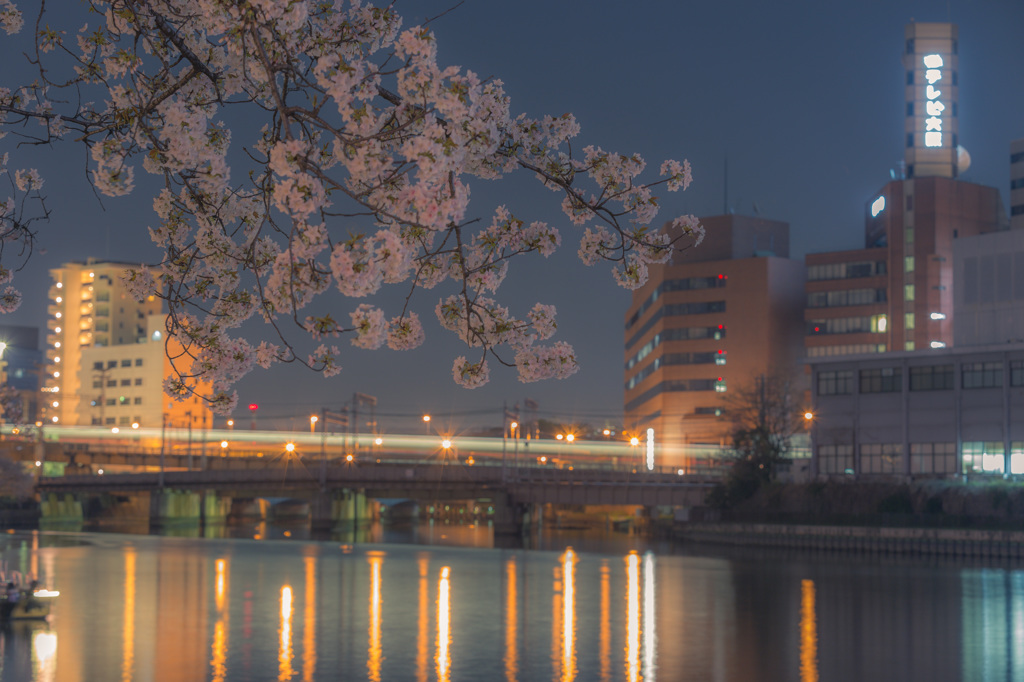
[{"left": 36, "top": 462, "right": 715, "bottom": 507}]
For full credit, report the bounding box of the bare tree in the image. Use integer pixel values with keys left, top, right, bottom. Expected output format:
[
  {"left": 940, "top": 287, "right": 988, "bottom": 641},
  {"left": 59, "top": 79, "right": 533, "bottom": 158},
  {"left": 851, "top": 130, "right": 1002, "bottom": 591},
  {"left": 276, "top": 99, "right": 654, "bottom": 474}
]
[{"left": 708, "top": 374, "right": 806, "bottom": 508}]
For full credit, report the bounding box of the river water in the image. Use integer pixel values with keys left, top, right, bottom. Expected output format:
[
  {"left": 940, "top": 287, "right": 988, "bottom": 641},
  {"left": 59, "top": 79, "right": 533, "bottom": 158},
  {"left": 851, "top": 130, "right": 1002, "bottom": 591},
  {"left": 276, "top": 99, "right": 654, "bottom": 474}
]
[{"left": 0, "top": 521, "right": 1021, "bottom": 681}]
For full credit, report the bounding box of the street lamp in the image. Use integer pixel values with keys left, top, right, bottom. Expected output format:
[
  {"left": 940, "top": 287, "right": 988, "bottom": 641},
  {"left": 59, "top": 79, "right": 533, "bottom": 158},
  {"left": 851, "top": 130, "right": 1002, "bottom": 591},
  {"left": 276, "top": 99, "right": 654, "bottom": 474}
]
[
  {"left": 422, "top": 414, "right": 431, "bottom": 434},
  {"left": 309, "top": 415, "right": 318, "bottom": 434}
]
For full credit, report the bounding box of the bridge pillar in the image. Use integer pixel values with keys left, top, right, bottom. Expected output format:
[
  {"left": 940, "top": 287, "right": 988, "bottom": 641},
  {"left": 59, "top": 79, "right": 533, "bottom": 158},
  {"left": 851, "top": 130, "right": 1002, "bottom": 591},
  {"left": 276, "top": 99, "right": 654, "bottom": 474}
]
[
  {"left": 311, "top": 489, "right": 375, "bottom": 532},
  {"left": 492, "top": 492, "right": 527, "bottom": 536},
  {"left": 150, "top": 490, "right": 201, "bottom": 528},
  {"left": 39, "top": 493, "right": 83, "bottom": 528}
]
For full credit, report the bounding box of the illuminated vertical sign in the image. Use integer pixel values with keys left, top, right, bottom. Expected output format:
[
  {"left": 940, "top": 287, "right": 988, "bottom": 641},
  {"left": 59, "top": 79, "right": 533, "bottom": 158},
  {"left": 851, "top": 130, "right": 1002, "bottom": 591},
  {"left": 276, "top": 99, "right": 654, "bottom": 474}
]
[
  {"left": 903, "top": 23, "right": 957, "bottom": 178},
  {"left": 922, "top": 54, "right": 944, "bottom": 148},
  {"left": 645, "top": 428, "right": 654, "bottom": 471}
]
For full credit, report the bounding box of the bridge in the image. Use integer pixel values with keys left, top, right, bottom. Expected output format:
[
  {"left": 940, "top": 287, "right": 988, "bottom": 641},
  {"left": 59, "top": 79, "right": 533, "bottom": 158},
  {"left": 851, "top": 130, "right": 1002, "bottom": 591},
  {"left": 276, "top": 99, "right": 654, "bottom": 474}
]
[{"left": 4, "top": 424, "right": 723, "bottom": 533}]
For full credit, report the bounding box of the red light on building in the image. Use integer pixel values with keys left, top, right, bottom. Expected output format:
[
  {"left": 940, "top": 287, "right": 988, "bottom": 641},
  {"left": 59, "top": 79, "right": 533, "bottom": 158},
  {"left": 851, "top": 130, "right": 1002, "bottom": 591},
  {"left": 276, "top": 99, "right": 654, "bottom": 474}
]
[{"left": 248, "top": 403, "right": 259, "bottom": 412}]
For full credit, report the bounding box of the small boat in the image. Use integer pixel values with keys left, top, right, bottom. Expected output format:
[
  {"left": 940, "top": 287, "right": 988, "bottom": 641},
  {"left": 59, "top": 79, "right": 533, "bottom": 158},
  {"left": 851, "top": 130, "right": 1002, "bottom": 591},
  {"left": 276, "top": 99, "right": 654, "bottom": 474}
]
[{"left": 1, "top": 590, "right": 59, "bottom": 621}]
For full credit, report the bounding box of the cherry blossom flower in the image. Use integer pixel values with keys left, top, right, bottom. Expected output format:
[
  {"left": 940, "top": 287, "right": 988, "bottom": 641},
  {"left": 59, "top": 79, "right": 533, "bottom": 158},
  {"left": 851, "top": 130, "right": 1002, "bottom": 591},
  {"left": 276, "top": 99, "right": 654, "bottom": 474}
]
[{"left": 0, "top": 0, "right": 702, "bottom": 403}]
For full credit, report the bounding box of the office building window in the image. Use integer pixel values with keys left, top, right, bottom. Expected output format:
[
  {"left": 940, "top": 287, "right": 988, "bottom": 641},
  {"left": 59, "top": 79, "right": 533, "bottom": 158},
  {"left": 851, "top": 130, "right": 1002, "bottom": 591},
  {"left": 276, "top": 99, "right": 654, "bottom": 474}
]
[
  {"left": 904, "top": 313, "right": 915, "bottom": 330},
  {"left": 1011, "top": 361, "right": 1024, "bottom": 387},
  {"left": 135, "top": 358, "right": 143, "bottom": 366},
  {"left": 860, "top": 443, "right": 902, "bottom": 474},
  {"left": 904, "top": 284, "right": 915, "bottom": 302},
  {"left": 107, "top": 379, "right": 116, "bottom": 388},
  {"left": 134, "top": 397, "right": 142, "bottom": 405},
  {"left": 910, "top": 443, "right": 956, "bottom": 474},
  {"left": 904, "top": 256, "right": 914, "bottom": 273},
  {"left": 962, "top": 441, "right": 1004, "bottom": 474},
  {"left": 120, "top": 379, "right": 131, "bottom": 387},
  {"left": 135, "top": 378, "right": 143, "bottom": 386},
  {"left": 909, "top": 365, "right": 953, "bottom": 391},
  {"left": 817, "top": 370, "right": 854, "bottom": 396},
  {"left": 818, "top": 444, "right": 854, "bottom": 475},
  {"left": 121, "top": 359, "right": 131, "bottom": 367},
  {"left": 962, "top": 362, "right": 1002, "bottom": 389},
  {"left": 860, "top": 367, "right": 900, "bottom": 393}
]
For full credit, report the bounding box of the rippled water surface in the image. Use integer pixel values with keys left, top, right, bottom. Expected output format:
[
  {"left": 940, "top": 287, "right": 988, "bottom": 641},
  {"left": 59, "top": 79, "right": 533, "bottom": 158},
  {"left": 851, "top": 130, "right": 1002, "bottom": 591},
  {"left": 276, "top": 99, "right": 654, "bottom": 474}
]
[{"left": 0, "top": 524, "right": 1021, "bottom": 681}]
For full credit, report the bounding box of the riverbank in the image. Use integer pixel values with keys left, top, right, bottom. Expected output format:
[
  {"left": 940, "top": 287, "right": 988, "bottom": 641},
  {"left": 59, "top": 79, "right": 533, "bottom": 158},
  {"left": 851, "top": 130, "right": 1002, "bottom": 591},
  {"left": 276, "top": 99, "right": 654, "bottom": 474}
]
[
  {"left": 677, "top": 521, "right": 1024, "bottom": 559},
  {"left": 678, "top": 478, "right": 1024, "bottom": 557}
]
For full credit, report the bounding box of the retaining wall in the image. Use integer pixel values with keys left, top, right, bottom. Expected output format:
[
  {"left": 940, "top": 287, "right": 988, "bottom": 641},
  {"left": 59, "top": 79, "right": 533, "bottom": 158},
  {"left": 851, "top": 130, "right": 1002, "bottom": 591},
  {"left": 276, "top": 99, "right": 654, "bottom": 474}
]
[{"left": 679, "top": 522, "right": 1024, "bottom": 559}]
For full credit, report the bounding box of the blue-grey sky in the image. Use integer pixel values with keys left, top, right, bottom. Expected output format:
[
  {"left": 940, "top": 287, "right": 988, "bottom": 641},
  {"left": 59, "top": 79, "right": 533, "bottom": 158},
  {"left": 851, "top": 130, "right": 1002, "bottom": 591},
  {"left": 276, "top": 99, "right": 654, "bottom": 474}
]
[{"left": 2, "top": 0, "right": 1023, "bottom": 433}]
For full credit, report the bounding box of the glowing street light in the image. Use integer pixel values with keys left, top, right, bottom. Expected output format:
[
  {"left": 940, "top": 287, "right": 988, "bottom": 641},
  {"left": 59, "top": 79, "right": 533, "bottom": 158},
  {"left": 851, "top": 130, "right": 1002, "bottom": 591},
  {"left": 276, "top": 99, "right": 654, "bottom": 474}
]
[
  {"left": 556, "top": 434, "right": 564, "bottom": 441},
  {"left": 630, "top": 436, "right": 640, "bottom": 447},
  {"left": 285, "top": 442, "right": 295, "bottom": 453},
  {"left": 441, "top": 439, "right": 452, "bottom": 450},
  {"left": 804, "top": 411, "right": 814, "bottom": 421},
  {"left": 566, "top": 434, "right": 575, "bottom": 443},
  {"left": 309, "top": 415, "right": 318, "bottom": 433}
]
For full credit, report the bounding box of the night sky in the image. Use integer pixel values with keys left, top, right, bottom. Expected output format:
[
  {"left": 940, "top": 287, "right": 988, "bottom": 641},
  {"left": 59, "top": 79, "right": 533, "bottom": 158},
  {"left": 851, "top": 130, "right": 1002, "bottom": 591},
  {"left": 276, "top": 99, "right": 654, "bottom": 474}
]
[{"left": 2, "top": 0, "right": 1023, "bottom": 433}]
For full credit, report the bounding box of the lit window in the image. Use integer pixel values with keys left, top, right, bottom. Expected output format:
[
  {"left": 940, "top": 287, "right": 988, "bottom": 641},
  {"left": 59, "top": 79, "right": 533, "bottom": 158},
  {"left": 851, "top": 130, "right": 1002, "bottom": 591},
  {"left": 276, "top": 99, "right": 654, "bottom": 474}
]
[
  {"left": 930, "top": 312, "right": 946, "bottom": 320},
  {"left": 925, "top": 132, "right": 942, "bottom": 147},
  {"left": 922, "top": 54, "right": 944, "bottom": 69},
  {"left": 871, "top": 196, "right": 885, "bottom": 217}
]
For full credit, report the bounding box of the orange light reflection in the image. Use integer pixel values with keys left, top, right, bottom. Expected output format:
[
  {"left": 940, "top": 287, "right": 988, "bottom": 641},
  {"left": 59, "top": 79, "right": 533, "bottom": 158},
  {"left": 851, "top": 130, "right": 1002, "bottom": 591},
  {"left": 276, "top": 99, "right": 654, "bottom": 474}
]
[
  {"left": 368, "top": 553, "right": 383, "bottom": 682},
  {"left": 625, "top": 552, "right": 641, "bottom": 682},
  {"left": 279, "top": 585, "right": 295, "bottom": 681},
  {"left": 303, "top": 556, "right": 316, "bottom": 682},
  {"left": 562, "top": 548, "right": 577, "bottom": 682},
  {"left": 505, "top": 558, "right": 518, "bottom": 682},
  {"left": 211, "top": 558, "right": 228, "bottom": 682},
  {"left": 436, "top": 566, "right": 451, "bottom": 682},
  {"left": 800, "top": 579, "right": 819, "bottom": 682},
  {"left": 417, "top": 555, "right": 429, "bottom": 682},
  {"left": 122, "top": 549, "right": 135, "bottom": 682}
]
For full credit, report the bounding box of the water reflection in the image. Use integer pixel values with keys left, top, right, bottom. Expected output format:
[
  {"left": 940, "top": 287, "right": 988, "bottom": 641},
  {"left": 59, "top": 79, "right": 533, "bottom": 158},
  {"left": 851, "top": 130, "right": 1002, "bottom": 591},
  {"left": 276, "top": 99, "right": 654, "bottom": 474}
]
[
  {"left": 367, "top": 552, "right": 383, "bottom": 682},
  {"left": 31, "top": 630, "right": 56, "bottom": 682},
  {"left": 17, "top": 531, "right": 1024, "bottom": 680},
  {"left": 561, "top": 548, "right": 577, "bottom": 682},
  {"left": 800, "top": 579, "right": 818, "bottom": 682},
  {"left": 643, "top": 552, "right": 655, "bottom": 682},
  {"left": 122, "top": 549, "right": 135, "bottom": 682},
  {"left": 211, "top": 558, "right": 229, "bottom": 682},
  {"left": 505, "top": 558, "right": 518, "bottom": 682},
  {"left": 279, "top": 585, "right": 294, "bottom": 681},
  {"left": 303, "top": 556, "right": 316, "bottom": 682},
  {"left": 626, "top": 551, "right": 640, "bottom": 682},
  {"left": 436, "top": 566, "right": 451, "bottom": 682},
  {"left": 600, "top": 563, "right": 611, "bottom": 682},
  {"left": 417, "top": 554, "right": 429, "bottom": 682}
]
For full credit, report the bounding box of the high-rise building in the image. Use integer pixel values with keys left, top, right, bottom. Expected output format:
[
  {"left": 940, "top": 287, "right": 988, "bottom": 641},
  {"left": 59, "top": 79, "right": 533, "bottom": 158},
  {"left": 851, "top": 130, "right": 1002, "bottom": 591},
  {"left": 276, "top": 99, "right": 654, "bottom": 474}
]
[
  {"left": 806, "top": 22, "right": 1005, "bottom": 358},
  {"left": 43, "top": 260, "right": 210, "bottom": 429},
  {"left": 1012, "top": 138, "right": 1024, "bottom": 231},
  {"left": 623, "top": 215, "right": 806, "bottom": 467}
]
